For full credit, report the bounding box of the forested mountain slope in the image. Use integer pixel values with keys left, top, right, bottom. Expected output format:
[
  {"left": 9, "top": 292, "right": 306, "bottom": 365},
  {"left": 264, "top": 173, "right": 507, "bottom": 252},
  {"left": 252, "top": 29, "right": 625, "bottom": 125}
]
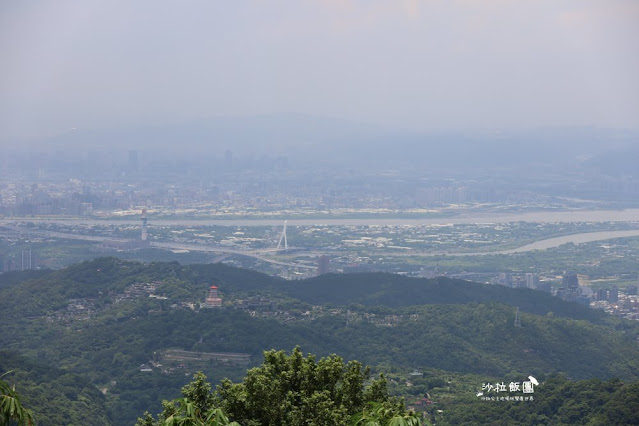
[
  {"left": 0, "top": 351, "right": 109, "bottom": 426},
  {"left": 2, "top": 258, "right": 639, "bottom": 424},
  {"left": 0, "top": 258, "right": 611, "bottom": 321}
]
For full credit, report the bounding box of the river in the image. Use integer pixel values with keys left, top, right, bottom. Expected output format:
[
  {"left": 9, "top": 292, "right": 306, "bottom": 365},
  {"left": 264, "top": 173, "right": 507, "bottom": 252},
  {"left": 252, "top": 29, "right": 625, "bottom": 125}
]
[{"left": 3, "top": 208, "right": 639, "bottom": 227}]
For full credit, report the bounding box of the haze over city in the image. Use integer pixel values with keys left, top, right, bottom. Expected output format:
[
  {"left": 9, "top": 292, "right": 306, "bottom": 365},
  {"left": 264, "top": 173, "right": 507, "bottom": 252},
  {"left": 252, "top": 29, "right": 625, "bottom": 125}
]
[{"left": 1, "top": 0, "right": 638, "bottom": 151}]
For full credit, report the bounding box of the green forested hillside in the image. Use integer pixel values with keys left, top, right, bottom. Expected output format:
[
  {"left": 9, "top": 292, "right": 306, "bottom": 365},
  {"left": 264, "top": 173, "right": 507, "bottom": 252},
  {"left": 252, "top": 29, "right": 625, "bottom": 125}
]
[
  {"left": 5, "top": 303, "right": 637, "bottom": 382},
  {"left": 0, "top": 258, "right": 612, "bottom": 321},
  {"left": 438, "top": 375, "right": 639, "bottom": 425},
  {"left": 1, "top": 258, "right": 639, "bottom": 424},
  {"left": 283, "top": 273, "right": 607, "bottom": 321},
  {"left": 0, "top": 268, "right": 51, "bottom": 289},
  {"left": 0, "top": 351, "right": 109, "bottom": 426}
]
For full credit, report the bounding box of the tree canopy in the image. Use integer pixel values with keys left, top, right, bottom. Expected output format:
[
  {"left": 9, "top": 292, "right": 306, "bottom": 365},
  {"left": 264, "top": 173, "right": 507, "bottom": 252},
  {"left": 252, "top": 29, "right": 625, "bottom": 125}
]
[{"left": 137, "top": 348, "right": 424, "bottom": 426}]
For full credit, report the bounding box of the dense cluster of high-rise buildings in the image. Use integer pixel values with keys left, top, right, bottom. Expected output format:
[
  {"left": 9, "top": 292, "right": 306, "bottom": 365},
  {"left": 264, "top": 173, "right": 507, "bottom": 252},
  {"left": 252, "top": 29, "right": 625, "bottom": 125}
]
[{"left": 3, "top": 144, "right": 638, "bottom": 219}]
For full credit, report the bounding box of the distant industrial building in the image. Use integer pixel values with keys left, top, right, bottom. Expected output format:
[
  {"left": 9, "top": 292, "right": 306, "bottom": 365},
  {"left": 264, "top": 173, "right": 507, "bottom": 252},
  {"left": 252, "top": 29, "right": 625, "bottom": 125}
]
[
  {"left": 141, "top": 209, "right": 148, "bottom": 241},
  {"left": 497, "top": 273, "right": 512, "bottom": 287},
  {"left": 235, "top": 297, "right": 275, "bottom": 311},
  {"left": 317, "top": 255, "right": 330, "bottom": 275},
  {"left": 21, "top": 250, "right": 33, "bottom": 270},
  {"left": 554, "top": 273, "right": 591, "bottom": 305},
  {"left": 596, "top": 288, "right": 608, "bottom": 301},
  {"left": 562, "top": 273, "right": 580, "bottom": 288},
  {"left": 160, "top": 349, "right": 249, "bottom": 367},
  {"left": 608, "top": 286, "right": 619, "bottom": 302},
  {"left": 525, "top": 273, "right": 539, "bottom": 289},
  {"left": 513, "top": 277, "right": 527, "bottom": 288}
]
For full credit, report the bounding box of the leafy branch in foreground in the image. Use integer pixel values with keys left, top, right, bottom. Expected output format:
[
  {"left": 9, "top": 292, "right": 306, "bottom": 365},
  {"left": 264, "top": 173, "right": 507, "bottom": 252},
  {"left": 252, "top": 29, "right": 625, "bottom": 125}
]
[{"left": 0, "top": 371, "right": 35, "bottom": 426}]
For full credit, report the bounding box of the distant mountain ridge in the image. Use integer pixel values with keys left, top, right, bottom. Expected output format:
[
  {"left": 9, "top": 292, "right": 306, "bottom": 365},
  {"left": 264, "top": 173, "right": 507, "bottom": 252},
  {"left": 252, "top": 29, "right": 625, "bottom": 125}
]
[
  {"left": 2, "top": 258, "right": 607, "bottom": 322},
  {"left": 15, "top": 114, "right": 639, "bottom": 170},
  {"left": 0, "top": 258, "right": 617, "bottom": 324}
]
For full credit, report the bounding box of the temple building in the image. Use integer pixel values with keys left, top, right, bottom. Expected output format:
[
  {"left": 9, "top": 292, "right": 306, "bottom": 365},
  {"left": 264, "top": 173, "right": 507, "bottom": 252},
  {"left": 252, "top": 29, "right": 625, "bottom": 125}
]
[{"left": 203, "top": 285, "right": 223, "bottom": 308}]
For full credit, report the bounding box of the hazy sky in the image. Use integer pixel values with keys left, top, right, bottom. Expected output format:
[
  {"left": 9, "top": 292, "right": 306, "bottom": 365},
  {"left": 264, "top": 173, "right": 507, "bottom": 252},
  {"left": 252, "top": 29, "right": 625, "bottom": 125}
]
[{"left": 1, "top": 0, "right": 638, "bottom": 142}]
